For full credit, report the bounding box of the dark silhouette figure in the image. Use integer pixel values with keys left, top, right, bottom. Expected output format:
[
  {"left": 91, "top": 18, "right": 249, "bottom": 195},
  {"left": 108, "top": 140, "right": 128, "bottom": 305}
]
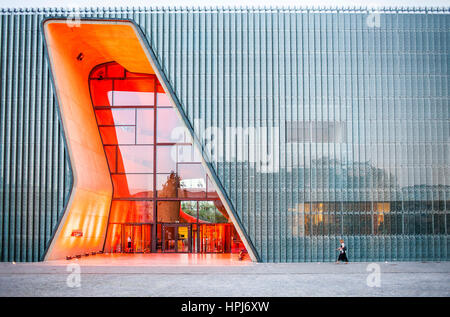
[{"left": 336, "top": 239, "right": 349, "bottom": 264}]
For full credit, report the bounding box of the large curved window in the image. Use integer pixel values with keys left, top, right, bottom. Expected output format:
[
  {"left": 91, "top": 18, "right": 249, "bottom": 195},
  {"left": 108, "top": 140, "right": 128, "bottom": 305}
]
[{"left": 90, "top": 62, "right": 246, "bottom": 255}]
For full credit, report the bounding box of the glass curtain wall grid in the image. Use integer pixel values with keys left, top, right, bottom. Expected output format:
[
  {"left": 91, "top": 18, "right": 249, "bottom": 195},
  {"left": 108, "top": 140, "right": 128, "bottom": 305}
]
[
  {"left": 0, "top": 7, "right": 448, "bottom": 261},
  {"left": 89, "top": 62, "right": 245, "bottom": 255}
]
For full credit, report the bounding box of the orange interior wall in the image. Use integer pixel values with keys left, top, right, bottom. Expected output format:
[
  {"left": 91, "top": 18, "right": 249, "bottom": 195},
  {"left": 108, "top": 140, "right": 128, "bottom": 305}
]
[{"left": 43, "top": 20, "right": 154, "bottom": 260}]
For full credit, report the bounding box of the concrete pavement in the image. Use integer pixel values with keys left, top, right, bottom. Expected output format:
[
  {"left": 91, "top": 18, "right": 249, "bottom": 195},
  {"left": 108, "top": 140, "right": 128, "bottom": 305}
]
[{"left": 0, "top": 255, "right": 448, "bottom": 297}]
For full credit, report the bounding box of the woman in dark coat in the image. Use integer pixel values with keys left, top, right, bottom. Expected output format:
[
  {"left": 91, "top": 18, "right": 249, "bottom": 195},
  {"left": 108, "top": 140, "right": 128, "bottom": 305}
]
[{"left": 336, "top": 239, "right": 349, "bottom": 264}]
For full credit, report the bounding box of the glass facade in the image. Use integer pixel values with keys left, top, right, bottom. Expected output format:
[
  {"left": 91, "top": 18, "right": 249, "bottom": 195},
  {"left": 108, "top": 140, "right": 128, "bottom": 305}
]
[{"left": 89, "top": 62, "right": 245, "bottom": 254}]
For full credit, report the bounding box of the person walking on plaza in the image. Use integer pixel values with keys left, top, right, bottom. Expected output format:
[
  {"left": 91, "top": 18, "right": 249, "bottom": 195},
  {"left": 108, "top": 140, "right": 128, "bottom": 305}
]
[
  {"left": 336, "top": 239, "right": 349, "bottom": 264},
  {"left": 127, "top": 236, "right": 132, "bottom": 253}
]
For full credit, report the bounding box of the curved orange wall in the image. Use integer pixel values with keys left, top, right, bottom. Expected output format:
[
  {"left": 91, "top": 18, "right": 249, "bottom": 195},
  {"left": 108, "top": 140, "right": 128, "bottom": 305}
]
[{"left": 43, "top": 20, "right": 154, "bottom": 260}]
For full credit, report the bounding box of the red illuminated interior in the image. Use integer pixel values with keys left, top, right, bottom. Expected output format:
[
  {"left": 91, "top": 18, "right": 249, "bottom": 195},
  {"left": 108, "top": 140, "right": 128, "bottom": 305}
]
[{"left": 89, "top": 62, "right": 247, "bottom": 255}]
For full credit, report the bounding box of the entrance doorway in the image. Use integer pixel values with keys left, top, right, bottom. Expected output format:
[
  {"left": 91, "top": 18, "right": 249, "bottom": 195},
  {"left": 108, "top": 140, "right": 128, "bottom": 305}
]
[{"left": 161, "top": 224, "right": 192, "bottom": 253}]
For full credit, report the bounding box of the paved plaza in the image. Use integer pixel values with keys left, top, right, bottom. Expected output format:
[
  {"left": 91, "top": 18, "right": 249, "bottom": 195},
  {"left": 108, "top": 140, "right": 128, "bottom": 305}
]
[{"left": 0, "top": 254, "right": 449, "bottom": 297}]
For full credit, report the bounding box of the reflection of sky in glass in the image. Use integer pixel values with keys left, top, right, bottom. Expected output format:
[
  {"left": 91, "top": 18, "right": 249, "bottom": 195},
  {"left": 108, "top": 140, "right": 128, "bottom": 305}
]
[
  {"left": 137, "top": 109, "right": 154, "bottom": 144},
  {"left": 176, "top": 145, "right": 202, "bottom": 163},
  {"left": 124, "top": 174, "right": 153, "bottom": 195},
  {"left": 93, "top": 64, "right": 220, "bottom": 197},
  {"left": 115, "top": 126, "right": 135, "bottom": 144},
  {"left": 156, "top": 146, "right": 177, "bottom": 173},
  {"left": 113, "top": 174, "right": 153, "bottom": 198},
  {"left": 178, "top": 163, "right": 205, "bottom": 188},
  {"left": 100, "top": 126, "right": 135, "bottom": 144},
  {"left": 157, "top": 92, "right": 171, "bottom": 106},
  {"left": 111, "top": 109, "right": 135, "bottom": 125},
  {"left": 108, "top": 91, "right": 154, "bottom": 106},
  {"left": 157, "top": 108, "right": 185, "bottom": 143}
]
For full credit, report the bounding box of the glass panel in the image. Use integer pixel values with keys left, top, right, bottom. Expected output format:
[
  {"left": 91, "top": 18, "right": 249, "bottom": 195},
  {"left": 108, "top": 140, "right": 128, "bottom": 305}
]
[
  {"left": 95, "top": 109, "right": 113, "bottom": 126},
  {"left": 178, "top": 163, "right": 206, "bottom": 198},
  {"left": 157, "top": 108, "right": 187, "bottom": 143},
  {"left": 163, "top": 225, "right": 176, "bottom": 252},
  {"left": 177, "top": 145, "right": 197, "bottom": 162},
  {"left": 111, "top": 91, "right": 155, "bottom": 106},
  {"left": 157, "top": 173, "right": 180, "bottom": 198},
  {"left": 156, "top": 145, "right": 177, "bottom": 173},
  {"left": 177, "top": 226, "right": 190, "bottom": 252},
  {"left": 157, "top": 83, "right": 171, "bottom": 106},
  {"left": 181, "top": 201, "right": 197, "bottom": 219},
  {"left": 99, "top": 126, "right": 135, "bottom": 144},
  {"left": 104, "top": 224, "right": 121, "bottom": 253},
  {"left": 156, "top": 223, "right": 162, "bottom": 252},
  {"left": 192, "top": 145, "right": 202, "bottom": 161},
  {"left": 112, "top": 174, "right": 153, "bottom": 198},
  {"left": 180, "top": 201, "right": 198, "bottom": 223},
  {"left": 199, "top": 224, "right": 229, "bottom": 253},
  {"left": 198, "top": 201, "right": 228, "bottom": 223},
  {"left": 136, "top": 109, "right": 154, "bottom": 144},
  {"left": 192, "top": 223, "right": 198, "bottom": 253},
  {"left": 159, "top": 201, "right": 198, "bottom": 223},
  {"left": 157, "top": 201, "right": 181, "bottom": 222},
  {"left": 157, "top": 92, "right": 171, "bottom": 107},
  {"left": 206, "top": 175, "right": 219, "bottom": 199},
  {"left": 117, "top": 145, "right": 153, "bottom": 173},
  {"left": 175, "top": 145, "right": 202, "bottom": 162},
  {"left": 142, "top": 224, "right": 152, "bottom": 253},
  {"left": 231, "top": 226, "right": 244, "bottom": 254},
  {"left": 133, "top": 226, "right": 143, "bottom": 253},
  {"left": 108, "top": 200, "right": 154, "bottom": 223},
  {"left": 95, "top": 109, "right": 135, "bottom": 126},
  {"left": 112, "top": 78, "right": 155, "bottom": 106}
]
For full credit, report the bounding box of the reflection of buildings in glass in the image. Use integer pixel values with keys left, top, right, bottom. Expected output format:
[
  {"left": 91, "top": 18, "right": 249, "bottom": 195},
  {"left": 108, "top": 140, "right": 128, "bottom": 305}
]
[
  {"left": 181, "top": 178, "right": 206, "bottom": 190},
  {"left": 282, "top": 154, "right": 448, "bottom": 237}
]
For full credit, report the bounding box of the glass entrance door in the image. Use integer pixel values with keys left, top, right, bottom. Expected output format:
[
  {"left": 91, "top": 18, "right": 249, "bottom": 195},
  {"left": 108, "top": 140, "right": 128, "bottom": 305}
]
[
  {"left": 162, "top": 224, "right": 192, "bottom": 253},
  {"left": 199, "top": 224, "right": 231, "bottom": 253}
]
